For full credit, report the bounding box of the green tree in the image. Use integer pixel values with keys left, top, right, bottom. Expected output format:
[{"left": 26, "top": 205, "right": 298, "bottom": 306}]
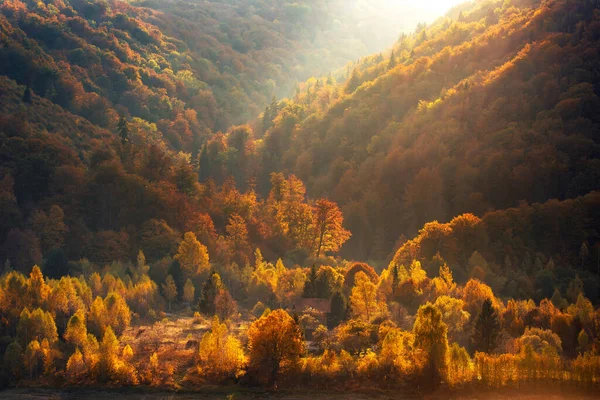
[
  {"left": 117, "top": 115, "right": 130, "bottom": 144},
  {"left": 3, "top": 341, "right": 24, "bottom": 380},
  {"left": 328, "top": 291, "right": 347, "bottom": 328},
  {"left": 472, "top": 298, "right": 500, "bottom": 353},
  {"left": 198, "top": 272, "right": 222, "bottom": 315},
  {"left": 302, "top": 265, "right": 318, "bottom": 298},
  {"left": 23, "top": 85, "right": 32, "bottom": 104}
]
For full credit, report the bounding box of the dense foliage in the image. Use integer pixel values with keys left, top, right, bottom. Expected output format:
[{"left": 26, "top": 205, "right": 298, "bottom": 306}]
[
  {"left": 0, "top": 0, "right": 599, "bottom": 393},
  {"left": 0, "top": 0, "right": 419, "bottom": 153},
  {"left": 240, "top": 0, "right": 600, "bottom": 262}
]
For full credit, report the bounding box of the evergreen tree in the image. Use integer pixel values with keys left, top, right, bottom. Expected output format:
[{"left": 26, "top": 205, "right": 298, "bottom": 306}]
[
  {"left": 198, "top": 144, "right": 211, "bottom": 182},
  {"left": 472, "top": 298, "right": 500, "bottom": 353},
  {"left": 387, "top": 50, "right": 397, "bottom": 70},
  {"left": 198, "top": 271, "right": 222, "bottom": 315},
  {"left": 328, "top": 291, "right": 346, "bottom": 329},
  {"left": 23, "top": 85, "right": 32, "bottom": 104},
  {"left": 391, "top": 263, "right": 400, "bottom": 293},
  {"left": 302, "top": 265, "right": 318, "bottom": 298},
  {"left": 117, "top": 115, "right": 130, "bottom": 144}
]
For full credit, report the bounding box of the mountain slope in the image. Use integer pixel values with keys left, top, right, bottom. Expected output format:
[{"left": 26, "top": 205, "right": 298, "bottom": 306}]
[
  {"left": 255, "top": 0, "right": 600, "bottom": 260},
  {"left": 0, "top": 0, "right": 421, "bottom": 154}
]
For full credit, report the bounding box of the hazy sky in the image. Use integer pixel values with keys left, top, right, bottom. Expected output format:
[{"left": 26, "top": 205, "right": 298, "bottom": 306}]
[{"left": 393, "top": 0, "right": 467, "bottom": 13}]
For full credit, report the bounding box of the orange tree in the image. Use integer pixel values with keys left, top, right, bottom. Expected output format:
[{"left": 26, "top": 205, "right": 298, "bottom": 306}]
[{"left": 247, "top": 309, "right": 304, "bottom": 386}]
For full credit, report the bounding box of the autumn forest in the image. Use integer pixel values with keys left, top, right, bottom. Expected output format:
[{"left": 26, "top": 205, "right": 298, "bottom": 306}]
[{"left": 0, "top": 0, "right": 599, "bottom": 397}]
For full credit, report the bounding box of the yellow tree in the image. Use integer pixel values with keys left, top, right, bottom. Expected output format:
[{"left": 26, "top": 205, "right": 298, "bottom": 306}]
[
  {"left": 26, "top": 265, "right": 50, "bottom": 309},
  {"left": 225, "top": 214, "right": 250, "bottom": 261},
  {"left": 350, "top": 271, "right": 386, "bottom": 322},
  {"left": 272, "top": 174, "right": 314, "bottom": 250},
  {"left": 447, "top": 343, "right": 472, "bottom": 386},
  {"left": 432, "top": 295, "right": 470, "bottom": 343},
  {"left": 2, "top": 271, "right": 28, "bottom": 326},
  {"left": 312, "top": 199, "right": 351, "bottom": 258},
  {"left": 64, "top": 310, "right": 87, "bottom": 348},
  {"left": 198, "top": 316, "right": 245, "bottom": 381},
  {"left": 247, "top": 309, "right": 304, "bottom": 386},
  {"left": 175, "top": 232, "right": 210, "bottom": 278},
  {"left": 66, "top": 348, "right": 86, "bottom": 383},
  {"left": 183, "top": 279, "right": 195, "bottom": 304},
  {"left": 97, "top": 326, "right": 119, "bottom": 382},
  {"left": 24, "top": 339, "right": 42, "bottom": 380},
  {"left": 379, "top": 328, "right": 423, "bottom": 379},
  {"left": 104, "top": 292, "right": 131, "bottom": 336},
  {"left": 413, "top": 303, "right": 449, "bottom": 386},
  {"left": 17, "top": 308, "right": 58, "bottom": 347},
  {"left": 88, "top": 296, "right": 108, "bottom": 338}
]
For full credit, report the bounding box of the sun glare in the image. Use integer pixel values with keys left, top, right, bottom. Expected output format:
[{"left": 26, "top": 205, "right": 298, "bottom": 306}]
[{"left": 381, "top": 0, "right": 467, "bottom": 16}]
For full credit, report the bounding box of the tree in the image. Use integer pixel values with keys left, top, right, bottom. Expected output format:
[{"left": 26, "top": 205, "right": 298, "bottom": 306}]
[
  {"left": 215, "top": 288, "right": 237, "bottom": 320},
  {"left": 31, "top": 205, "right": 68, "bottom": 254},
  {"left": 328, "top": 291, "right": 347, "bottom": 328},
  {"left": 2, "top": 271, "right": 28, "bottom": 329},
  {"left": 580, "top": 242, "right": 590, "bottom": 269},
  {"left": 64, "top": 310, "right": 87, "bottom": 348},
  {"left": 26, "top": 265, "right": 49, "bottom": 309},
  {"left": 433, "top": 295, "right": 470, "bottom": 343},
  {"left": 447, "top": 343, "right": 472, "bottom": 386},
  {"left": 174, "top": 232, "right": 210, "bottom": 278},
  {"left": 162, "top": 275, "right": 178, "bottom": 311},
  {"left": 66, "top": 348, "right": 86, "bottom": 382},
  {"left": 247, "top": 309, "right": 304, "bottom": 386},
  {"left": 183, "top": 279, "right": 195, "bottom": 304},
  {"left": 577, "top": 329, "right": 589, "bottom": 354},
  {"left": 198, "top": 316, "right": 245, "bottom": 381},
  {"left": 566, "top": 275, "right": 584, "bottom": 303},
  {"left": 413, "top": 303, "right": 449, "bottom": 385},
  {"left": 105, "top": 292, "right": 131, "bottom": 336},
  {"left": 140, "top": 219, "right": 180, "bottom": 262},
  {"left": 225, "top": 214, "right": 250, "bottom": 263},
  {"left": 198, "top": 272, "right": 222, "bottom": 315},
  {"left": 17, "top": 308, "right": 58, "bottom": 347},
  {"left": 350, "top": 271, "right": 385, "bottom": 322},
  {"left": 97, "top": 326, "right": 119, "bottom": 382},
  {"left": 312, "top": 199, "right": 351, "bottom": 258},
  {"left": 23, "top": 85, "right": 32, "bottom": 103},
  {"left": 472, "top": 298, "right": 500, "bottom": 353},
  {"left": 3, "top": 341, "right": 24, "bottom": 380},
  {"left": 24, "top": 339, "right": 43, "bottom": 379},
  {"left": 117, "top": 115, "right": 130, "bottom": 144},
  {"left": 302, "top": 265, "right": 318, "bottom": 298},
  {"left": 88, "top": 296, "right": 108, "bottom": 338},
  {"left": 388, "top": 50, "right": 397, "bottom": 70}
]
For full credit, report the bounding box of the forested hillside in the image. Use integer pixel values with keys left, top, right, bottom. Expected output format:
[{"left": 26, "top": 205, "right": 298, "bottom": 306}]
[
  {"left": 0, "top": 0, "right": 416, "bottom": 153},
  {"left": 244, "top": 0, "right": 600, "bottom": 261},
  {"left": 1, "top": 0, "right": 600, "bottom": 393}
]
